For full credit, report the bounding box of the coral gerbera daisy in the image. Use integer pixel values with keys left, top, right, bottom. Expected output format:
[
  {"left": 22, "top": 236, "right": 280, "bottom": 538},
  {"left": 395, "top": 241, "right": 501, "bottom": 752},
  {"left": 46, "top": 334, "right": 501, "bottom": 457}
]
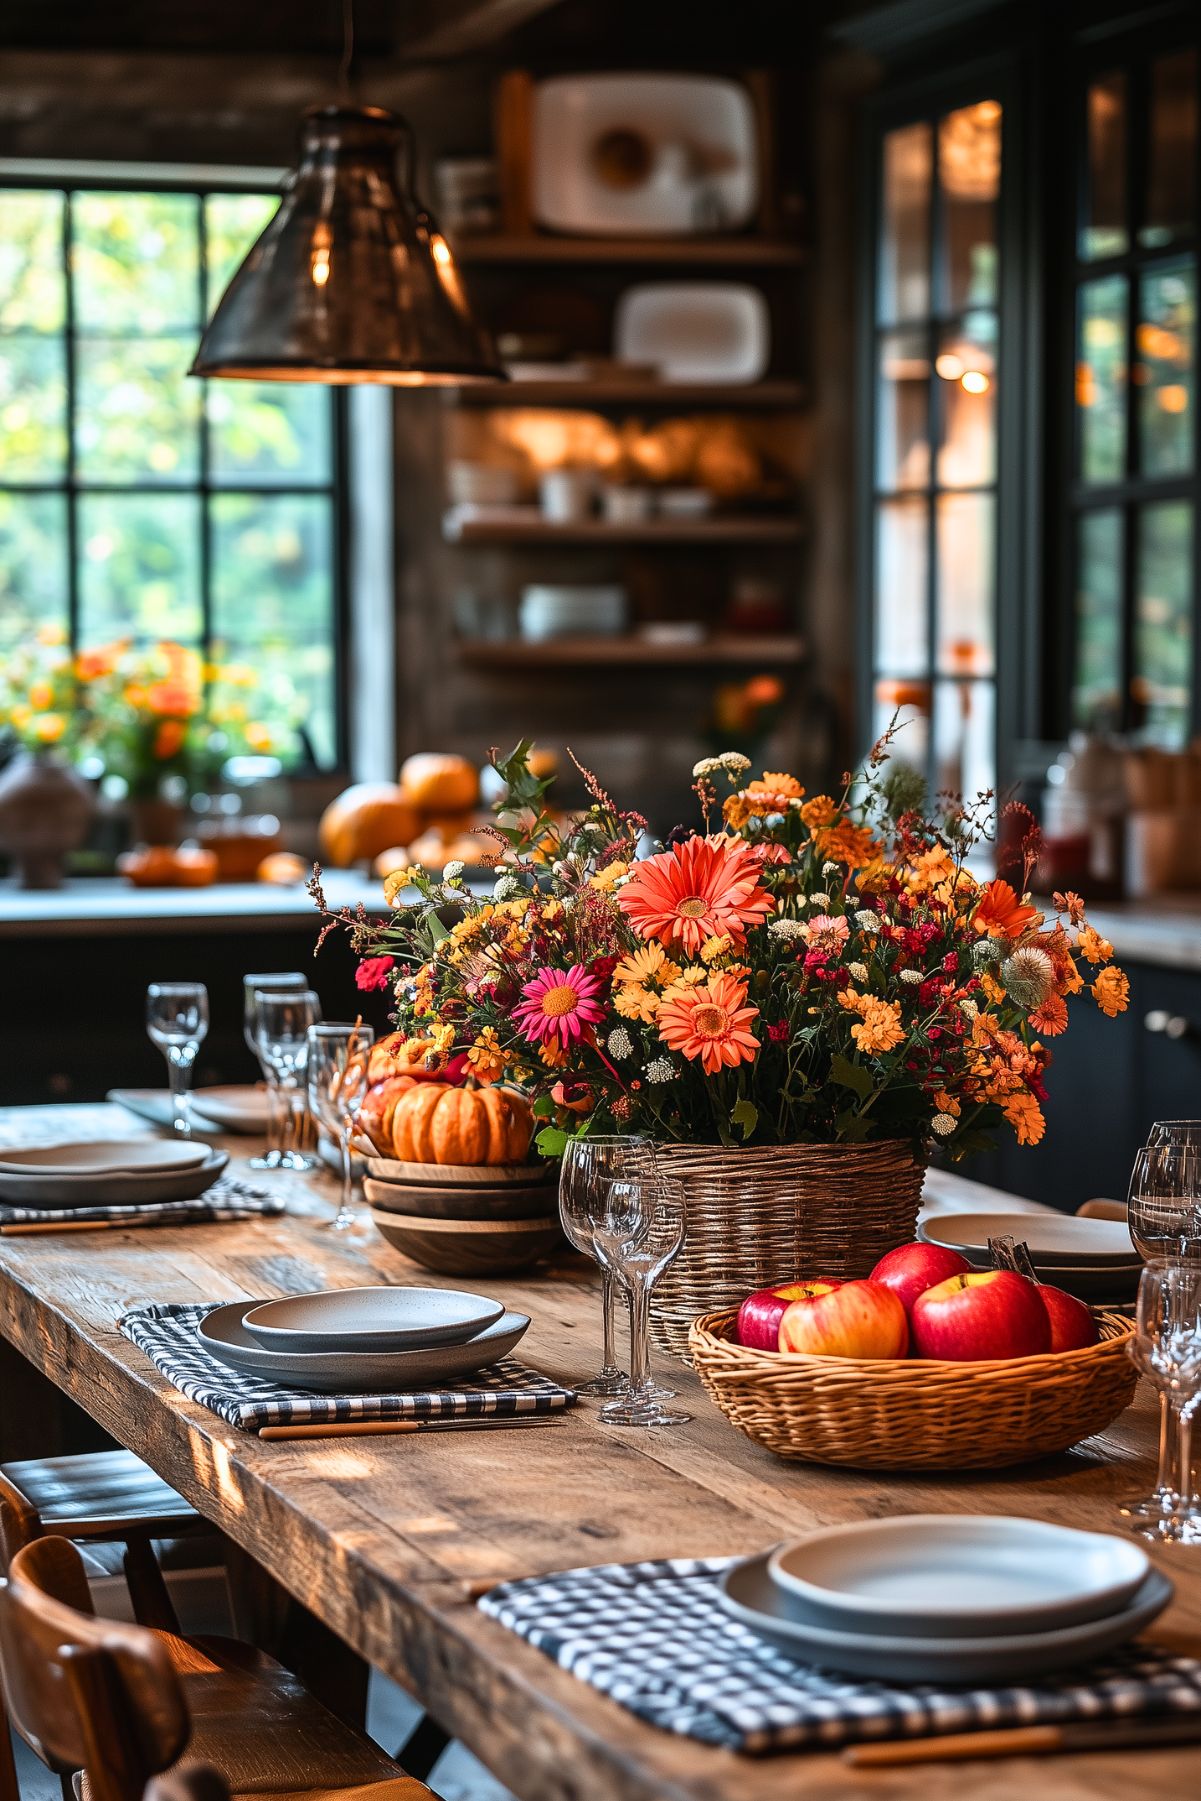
[
  {"left": 657, "top": 972, "right": 760, "bottom": 1075},
  {"left": 972, "top": 879, "right": 1042, "bottom": 942},
  {"left": 512, "top": 965, "right": 604, "bottom": 1049},
  {"left": 617, "top": 835, "right": 773, "bottom": 956}
]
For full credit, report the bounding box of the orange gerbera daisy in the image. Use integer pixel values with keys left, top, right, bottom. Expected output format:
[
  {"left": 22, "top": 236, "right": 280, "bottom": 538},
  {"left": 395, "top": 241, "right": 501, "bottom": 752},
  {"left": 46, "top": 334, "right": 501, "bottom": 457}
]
[
  {"left": 657, "top": 972, "right": 760, "bottom": 1075},
  {"left": 972, "top": 879, "right": 1042, "bottom": 942},
  {"left": 1029, "top": 993, "right": 1069, "bottom": 1036},
  {"left": 618, "top": 835, "right": 773, "bottom": 955}
]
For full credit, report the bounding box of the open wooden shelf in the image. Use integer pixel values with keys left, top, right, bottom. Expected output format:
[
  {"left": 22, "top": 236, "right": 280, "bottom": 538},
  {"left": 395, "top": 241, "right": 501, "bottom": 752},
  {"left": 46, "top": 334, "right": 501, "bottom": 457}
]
[
  {"left": 443, "top": 515, "right": 802, "bottom": 546},
  {"left": 448, "top": 378, "right": 807, "bottom": 409},
  {"left": 454, "top": 235, "right": 806, "bottom": 268},
  {"left": 455, "top": 634, "right": 806, "bottom": 668}
]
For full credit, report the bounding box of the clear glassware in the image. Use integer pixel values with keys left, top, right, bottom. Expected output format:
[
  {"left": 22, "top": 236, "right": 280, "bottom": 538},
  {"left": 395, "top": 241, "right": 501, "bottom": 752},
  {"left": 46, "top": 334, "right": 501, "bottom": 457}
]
[
  {"left": 253, "top": 989, "right": 320, "bottom": 1169},
  {"left": 559, "top": 1135, "right": 654, "bottom": 1396},
  {"left": 307, "top": 1023, "right": 375, "bottom": 1230},
  {"left": 1127, "top": 1260, "right": 1201, "bottom": 1543},
  {"left": 1148, "top": 1120, "right": 1201, "bottom": 1149},
  {"left": 243, "top": 972, "right": 308, "bottom": 1170},
  {"left": 1123, "top": 1143, "right": 1201, "bottom": 1524},
  {"left": 146, "top": 983, "right": 209, "bottom": 1139},
  {"left": 595, "top": 1175, "right": 690, "bottom": 1429}
]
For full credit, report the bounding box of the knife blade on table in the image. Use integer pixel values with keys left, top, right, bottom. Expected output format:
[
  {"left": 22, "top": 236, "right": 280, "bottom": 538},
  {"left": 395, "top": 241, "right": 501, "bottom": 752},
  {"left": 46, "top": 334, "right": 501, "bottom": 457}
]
[
  {"left": 843, "top": 1713, "right": 1201, "bottom": 1766},
  {"left": 258, "top": 1415, "right": 568, "bottom": 1441}
]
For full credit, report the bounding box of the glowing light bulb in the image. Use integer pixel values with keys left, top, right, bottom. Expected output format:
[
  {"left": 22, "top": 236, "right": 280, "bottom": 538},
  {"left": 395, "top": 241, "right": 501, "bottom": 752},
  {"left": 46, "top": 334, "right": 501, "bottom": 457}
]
[{"left": 960, "top": 369, "right": 990, "bottom": 394}]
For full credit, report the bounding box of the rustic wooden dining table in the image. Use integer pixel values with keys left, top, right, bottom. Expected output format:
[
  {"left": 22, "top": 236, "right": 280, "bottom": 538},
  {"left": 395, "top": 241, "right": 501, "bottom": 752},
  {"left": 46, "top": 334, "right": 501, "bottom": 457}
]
[{"left": 0, "top": 1101, "right": 1198, "bottom": 1801}]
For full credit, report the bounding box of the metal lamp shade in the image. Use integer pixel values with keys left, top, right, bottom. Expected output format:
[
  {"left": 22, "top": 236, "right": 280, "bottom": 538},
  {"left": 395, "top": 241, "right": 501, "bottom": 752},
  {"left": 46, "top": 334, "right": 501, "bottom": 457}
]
[{"left": 191, "top": 105, "right": 504, "bottom": 385}]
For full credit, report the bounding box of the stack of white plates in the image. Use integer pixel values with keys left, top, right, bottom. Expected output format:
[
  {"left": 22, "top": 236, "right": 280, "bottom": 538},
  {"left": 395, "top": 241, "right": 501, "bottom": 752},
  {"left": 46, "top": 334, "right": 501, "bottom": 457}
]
[
  {"left": 198, "top": 1284, "right": 530, "bottom": 1393},
  {"left": 919, "top": 1212, "right": 1142, "bottom": 1304},
  {"left": 719, "top": 1515, "right": 1171, "bottom": 1681},
  {"left": 0, "top": 1139, "right": 228, "bottom": 1208}
]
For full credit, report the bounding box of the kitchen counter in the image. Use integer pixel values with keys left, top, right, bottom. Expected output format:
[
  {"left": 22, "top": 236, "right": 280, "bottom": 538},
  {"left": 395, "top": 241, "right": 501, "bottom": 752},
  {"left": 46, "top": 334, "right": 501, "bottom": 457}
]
[
  {"left": 0, "top": 871, "right": 388, "bottom": 937},
  {"left": 1078, "top": 894, "right": 1201, "bottom": 973}
]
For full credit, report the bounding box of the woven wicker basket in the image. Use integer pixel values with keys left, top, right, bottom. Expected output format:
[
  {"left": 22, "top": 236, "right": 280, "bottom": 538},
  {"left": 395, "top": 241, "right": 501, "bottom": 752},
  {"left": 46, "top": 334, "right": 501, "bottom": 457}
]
[
  {"left": 688, "top": 1308, "right": 1137, "bottom": 1469},
  {"left": 650, "top": 1141, "right": 927, "bottom": 1360}
]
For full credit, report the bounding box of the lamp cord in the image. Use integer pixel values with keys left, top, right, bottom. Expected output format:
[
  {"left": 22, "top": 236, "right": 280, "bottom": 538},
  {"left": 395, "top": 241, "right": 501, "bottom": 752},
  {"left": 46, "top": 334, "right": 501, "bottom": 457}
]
[{"left": 338, "top": 0, "right": 355, "bottom": 104}]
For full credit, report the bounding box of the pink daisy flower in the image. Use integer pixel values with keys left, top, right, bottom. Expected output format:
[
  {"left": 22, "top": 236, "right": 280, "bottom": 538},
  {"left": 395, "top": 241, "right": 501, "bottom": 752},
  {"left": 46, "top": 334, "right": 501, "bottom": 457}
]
[{"left": 513, "top": 965, "right": 605, "bottom": 1049}]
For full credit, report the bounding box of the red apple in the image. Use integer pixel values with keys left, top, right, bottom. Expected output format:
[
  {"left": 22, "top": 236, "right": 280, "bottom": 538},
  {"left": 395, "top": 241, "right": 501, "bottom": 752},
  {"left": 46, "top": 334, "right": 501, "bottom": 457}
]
[
  {"left": 911, "top": 1269, "right": 1051, "bottom": 1361},
  {"left": 779, "top": 1279, "right": 909, "bottom": 1360},
  {"left": 869, "top": 1241, "right": 973, "bottom": 1317},
  {"left": 737, "top": 1281, "right": 841, "bottom": 1350},
  {"left": 1037, "top": 1283, "right": 1099, "bottom": 1353}
]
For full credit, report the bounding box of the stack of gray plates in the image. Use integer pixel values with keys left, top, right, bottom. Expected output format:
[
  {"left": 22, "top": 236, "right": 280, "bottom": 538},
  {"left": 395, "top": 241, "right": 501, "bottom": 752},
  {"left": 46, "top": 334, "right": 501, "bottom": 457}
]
[
  {"left": 719, "top": 1515, "right": 1170, "bottom": 1681},
  {"left": 0, "top": 1139, "right": 228, "bottom": 1208},
  {"left": 918, "top": 1211, "right": 1141, "bottom": 1304},
  {"left": 197, "top": 1283, "right": 531, "bottom": 1393}
]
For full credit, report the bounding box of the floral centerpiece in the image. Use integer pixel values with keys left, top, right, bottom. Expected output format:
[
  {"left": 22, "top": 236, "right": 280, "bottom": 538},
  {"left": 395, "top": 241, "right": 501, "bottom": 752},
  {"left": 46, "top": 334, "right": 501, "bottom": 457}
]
[{"left": 313, "top": 736, "right": 1128, "bottom": 1353}]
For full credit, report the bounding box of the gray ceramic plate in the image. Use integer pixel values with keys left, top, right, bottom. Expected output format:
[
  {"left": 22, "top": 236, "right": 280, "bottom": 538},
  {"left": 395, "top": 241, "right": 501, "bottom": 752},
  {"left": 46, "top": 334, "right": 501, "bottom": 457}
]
[
  {"left": 0, "top": 1139, "right": 209, "bottom": 1175},
  {"left": 921, "top": 1212, "right": 1136, "bottom": 1266},
  {"left": 198, "top": 1299, "right": 530, "bottom": 1392},
  {"left": 109, "top": 1088, "right": 269, "bottom": 1136},
  {"left": 0, "top": 1148, "right": 228, "bottom": 1209},
  {"left": 767, "top": 1515, "right": 1149, "bottom": 1636},
  {"left": 718, "top": 1553, "right": 1172, "bottom": 1683},
  {"left": 242, "top": 1284, "right": 505, "bottom": 1352}
]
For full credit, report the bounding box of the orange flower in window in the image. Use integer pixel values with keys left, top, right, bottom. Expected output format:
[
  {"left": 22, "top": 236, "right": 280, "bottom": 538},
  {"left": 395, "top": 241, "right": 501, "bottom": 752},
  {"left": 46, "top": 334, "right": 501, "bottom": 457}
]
[
  {"left": 152, "top": 719, "right": 186, "bottom": 760},
  {"left": 972, "top": 879, "right": 1042, "bottom": 942},
  {"left": 657, "top": 972, "right": 760, "bottom": 1075}
]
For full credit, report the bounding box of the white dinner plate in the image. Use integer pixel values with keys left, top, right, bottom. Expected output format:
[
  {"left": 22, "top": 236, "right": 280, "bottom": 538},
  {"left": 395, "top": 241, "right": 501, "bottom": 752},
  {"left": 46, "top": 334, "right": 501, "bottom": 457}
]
[
  {"left": 767, "top": 1516, "right": 1149, "bottom": 1636},
  {"left": 921, "top": 1211, "right": 1136, "bottom": 1265},
  {"left": 0, "top": 1149, "right": 228, "bottom": 1208},
  {"left": 0, "top": 1140, "right": 209, "bottom": 1176},
  {"left": 719, "top": 1554, "right": 1172, "bottom": 1684},
  {"left": 242, "top": 1285, "right": 505, "bottom": 1353},
  {"left": 615, "top": 283, "right": 770, "bottom": 384},
  {"left": 109, "top": 1088, "right": 270, "bottom": 1136},
  {"left": 199, "top": 1300, "right": 531, "bottom": 1394}
]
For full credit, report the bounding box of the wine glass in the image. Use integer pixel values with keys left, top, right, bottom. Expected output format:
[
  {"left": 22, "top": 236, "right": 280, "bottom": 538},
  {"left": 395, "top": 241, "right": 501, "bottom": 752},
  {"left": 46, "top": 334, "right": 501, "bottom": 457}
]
[
  {"left": 1149, "top": 1121, "right": 1201, "bottom": 1148},
  {"left": 243, "top": 973, "right": 311, "bottom": 1170},
  {"left": 146, "top": 983, "right": 209, "bottom": 1138},
  {"left": 254, "top": 990, "right": 319, "bottom": 1168},
  {"left": 307, "top": 1024, "right": 375, "bottom": 1230},
  {"left": 560, "top": 1136, "right": 654, "bottom": 1396},
  {"left": 593, "top": 1175, "right": 689, "bottom": 1429},
  {"left": 1128, "top": 1260, "right": 1201, "bottom": 1543},
  {"left": 1123, "top": 1143, "right": 1201, "bottom": 1526}
]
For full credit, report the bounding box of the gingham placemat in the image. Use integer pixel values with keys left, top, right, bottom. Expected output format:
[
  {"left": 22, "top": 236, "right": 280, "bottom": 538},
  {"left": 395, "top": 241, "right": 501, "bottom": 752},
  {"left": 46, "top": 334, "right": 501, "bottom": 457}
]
[
  {"left": 120, "top": 1301, "right": 577, "bottom": 1433},
  {"left": 0, "top": 1177, "right": 285, "bottom": 1230},
  {"left": 479, "top": 1556, "right": 1201, "bottom": 1755}
]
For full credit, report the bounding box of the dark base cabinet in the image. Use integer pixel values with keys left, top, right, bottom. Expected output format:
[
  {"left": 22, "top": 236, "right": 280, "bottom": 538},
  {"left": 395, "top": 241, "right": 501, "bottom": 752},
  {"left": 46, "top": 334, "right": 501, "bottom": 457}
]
[{"left": 966, "top": 959, "right": 1201, "bottom": 1211}]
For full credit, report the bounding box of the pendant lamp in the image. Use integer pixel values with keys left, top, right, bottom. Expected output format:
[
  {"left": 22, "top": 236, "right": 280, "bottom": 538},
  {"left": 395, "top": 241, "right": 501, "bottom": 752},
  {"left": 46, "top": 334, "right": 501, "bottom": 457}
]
[{"left": 190, "top": 103, "right": 504, "bottom": 385}]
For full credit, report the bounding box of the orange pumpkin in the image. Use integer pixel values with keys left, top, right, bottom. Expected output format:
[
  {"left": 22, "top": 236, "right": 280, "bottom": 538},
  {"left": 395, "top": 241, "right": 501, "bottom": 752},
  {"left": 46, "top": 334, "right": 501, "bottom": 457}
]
[
  {"left": 390, "top": 1083, "right": 533, "bottom": 1166},
  {"left": 257, "top": 851, "right": 307, "bottom": 885},
  {"left": 318, "top": 784, "right": 420, "bottom": 868},
  {"left": 118, "top": 845, "right": 218, "bottom": 888},
  {"left": 405, "top": 826, "right": 491, "bottom": 870},
  {"left": 359, "top": 1075, "right": 423, "bottom": 1154},
  {"left": 399, "top": 753, "right": 479, "bottom": 814},
  {"left": 366, "top": 1032, "right": 438, "bottom": 1086}
]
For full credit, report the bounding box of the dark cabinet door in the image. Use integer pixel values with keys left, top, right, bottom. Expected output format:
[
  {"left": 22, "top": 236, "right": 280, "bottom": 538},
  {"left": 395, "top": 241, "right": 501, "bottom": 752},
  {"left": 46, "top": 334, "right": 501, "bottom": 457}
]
[{"left": 1131, "top": 964, "right": 1201, "bottom": 1136}]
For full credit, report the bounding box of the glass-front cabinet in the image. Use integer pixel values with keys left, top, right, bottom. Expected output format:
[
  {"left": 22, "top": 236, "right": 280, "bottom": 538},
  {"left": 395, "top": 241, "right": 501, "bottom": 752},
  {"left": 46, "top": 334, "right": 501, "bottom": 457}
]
[{"left": 865, "top": 94, "right": 1004, "bottom": 804}]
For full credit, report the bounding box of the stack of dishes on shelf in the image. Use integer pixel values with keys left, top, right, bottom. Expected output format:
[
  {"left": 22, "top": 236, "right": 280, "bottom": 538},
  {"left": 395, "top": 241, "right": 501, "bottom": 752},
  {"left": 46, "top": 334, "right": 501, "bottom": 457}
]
[
  {"left": 364, "top": 1156, "right": 563, "bottom": 1276},
  {"left": 198, "top": 1284, "right": 531, "bottom": 1394},
  {"left": 918, "top": 1211, "right": 1142, "bottom": 1305},
  {"left": 719, "top": 1515, "right": 1171, "bottom": 1681},
  {"left": 0, "top": 1139, "right": 228, "bottom": 1208}
]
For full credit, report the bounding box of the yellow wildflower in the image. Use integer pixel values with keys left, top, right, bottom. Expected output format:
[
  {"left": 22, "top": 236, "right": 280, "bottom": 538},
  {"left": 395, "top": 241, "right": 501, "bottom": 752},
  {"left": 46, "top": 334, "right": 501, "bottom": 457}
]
[
  {"left": 466, "top": 1027, "right": 506, "bottom": 1085},
  {"left": 839, "top": 988, "right": 905, "bottom": 1054},
  {"left": 588, "top": 859, "right": 630, "bottom": 892},
  {"left": 383, "top": 866, "right": 424, "bottom": 906},
  {"left": 701, "top": 933, "right": 733, "bottom": 964},
  {"left": 1078, "top": 925, "right": 1113, "bottom": 965}
]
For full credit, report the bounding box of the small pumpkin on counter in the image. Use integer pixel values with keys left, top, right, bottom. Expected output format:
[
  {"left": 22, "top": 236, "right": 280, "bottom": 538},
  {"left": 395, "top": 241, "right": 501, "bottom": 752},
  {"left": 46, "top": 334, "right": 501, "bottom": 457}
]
[
  {"left": 257, "top": 850, "right": 307, "bottom": 885},
  {"left": 404, "top": 826, "right": 492, "bottom": 870},
  {"left": 118, "top": 845, "right": 218, "bottom": 888},
  {"left": 390, "top": 1083, "right": 534, "bottom": 1166},
  {"left": 318, "top": 783, "right": 420, "bottom": 869},
  {"left": 399, "top": 753, "right": 479, "bottom": 815}
]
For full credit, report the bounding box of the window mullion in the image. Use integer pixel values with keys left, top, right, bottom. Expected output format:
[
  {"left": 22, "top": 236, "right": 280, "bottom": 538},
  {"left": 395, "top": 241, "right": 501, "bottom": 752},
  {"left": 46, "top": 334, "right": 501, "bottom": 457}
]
[
  {"left": 197, "top": 194, "right": 213, "bottom": 674},
  {"left": 62, "top": 190, "right": 79, "bottom": 652}
]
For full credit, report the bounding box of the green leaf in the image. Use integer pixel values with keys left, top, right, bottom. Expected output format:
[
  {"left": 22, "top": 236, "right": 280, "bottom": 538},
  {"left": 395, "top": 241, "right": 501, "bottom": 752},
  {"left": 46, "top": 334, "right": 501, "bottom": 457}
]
[
  {"left": 534, "top": 1124, "right": 569, "bottom": 1159},
  {"left": 834, "top": 1108, "right": 874, "bottom": 1142},
  {"left": 731, "top": 1097, "right": 759, "bottom": 1142},
  {"left": 425, "top": 914, "right": 450, "bottom": 944},
  {"left": 531, "top": 1093, "right": 556, "bottom": 1119},
  {"left": 829, "top": 1052, "right": 874, "bottom": 1102}
]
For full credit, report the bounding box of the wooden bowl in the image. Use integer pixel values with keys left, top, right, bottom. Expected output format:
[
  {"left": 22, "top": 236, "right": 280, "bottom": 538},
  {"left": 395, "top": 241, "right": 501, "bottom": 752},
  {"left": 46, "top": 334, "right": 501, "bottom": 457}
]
[
  {"left": 363, "top": 1175, "right": 560, "bottom": 1221},
  {"left": 368, "top": 1205, "right": 565, "bottom": 1276},
  {"left": 688, "top": 1309, "right": 1138, "bottom": 1470},
  {"left": 363, "top": 1155, "right": 553, "bottom": 1187}
]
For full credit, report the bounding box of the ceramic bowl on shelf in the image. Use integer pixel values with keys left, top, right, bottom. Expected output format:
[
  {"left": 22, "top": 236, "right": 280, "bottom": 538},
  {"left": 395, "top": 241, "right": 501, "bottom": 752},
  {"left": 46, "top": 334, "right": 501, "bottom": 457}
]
[
  {"left": 615, "top": 283, "right": 770, "bottom": 384},
  {"left": 519, "top": 584, "right": 628, "bottom": 641}
]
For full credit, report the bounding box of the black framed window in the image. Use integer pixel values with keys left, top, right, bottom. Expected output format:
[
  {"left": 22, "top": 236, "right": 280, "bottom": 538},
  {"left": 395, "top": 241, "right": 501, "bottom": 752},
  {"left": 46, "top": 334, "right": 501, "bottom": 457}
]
[
  {"left": 863, "top": 93, "right": 1005, "bottom": 802},
  {"left": 1068, "top": 39, "right": 1198, "bottom": 746},
  {"left": 0, "top": 179, "right": 345, "bottom": 770}
]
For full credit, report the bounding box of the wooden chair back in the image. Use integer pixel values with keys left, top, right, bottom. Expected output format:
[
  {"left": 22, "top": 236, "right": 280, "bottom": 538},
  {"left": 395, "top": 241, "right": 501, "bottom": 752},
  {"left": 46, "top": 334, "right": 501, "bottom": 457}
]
[
  {"left": 0, "top": 1470, "right": 41, "bottom": 1574},
  {"left": 0, "top": 1536, "right": 190, "bottom": 1801}
]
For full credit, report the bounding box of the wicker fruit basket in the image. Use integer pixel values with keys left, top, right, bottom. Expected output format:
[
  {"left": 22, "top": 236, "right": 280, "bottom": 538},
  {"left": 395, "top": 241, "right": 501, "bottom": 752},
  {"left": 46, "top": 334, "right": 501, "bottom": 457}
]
[{"left": 688, "top": 1308, "right": 1136, "bottom": 1470}]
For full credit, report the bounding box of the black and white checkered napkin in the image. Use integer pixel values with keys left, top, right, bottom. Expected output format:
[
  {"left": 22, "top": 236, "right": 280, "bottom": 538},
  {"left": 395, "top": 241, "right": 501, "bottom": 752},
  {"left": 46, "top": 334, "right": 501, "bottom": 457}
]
[
  {"left": 120, "top": 1301, "right": 577, "bottom": 1434},
  {"left": 479, "top": 1556, "right": 1201, "bottom": 1755},
  {"left": 0, "top": 1177, "right": 285, "bottom": 1230}
]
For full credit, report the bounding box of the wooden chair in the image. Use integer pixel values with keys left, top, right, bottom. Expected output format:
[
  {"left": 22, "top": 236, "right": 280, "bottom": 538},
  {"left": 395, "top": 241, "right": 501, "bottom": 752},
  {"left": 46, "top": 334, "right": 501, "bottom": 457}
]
[
  {"left": 1076, "top": 1199, "right": 1127, "bottom": 1221},
  {"left": 0, "top": 1536, "right": 431, "bottom": 1801}
]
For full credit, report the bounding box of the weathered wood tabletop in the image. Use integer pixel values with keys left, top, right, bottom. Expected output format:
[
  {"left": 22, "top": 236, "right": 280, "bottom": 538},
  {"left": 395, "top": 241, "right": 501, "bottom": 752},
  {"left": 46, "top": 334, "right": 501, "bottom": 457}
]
[{"left": 0, "top": 1102, "right": 1197, "bottom": 1801}]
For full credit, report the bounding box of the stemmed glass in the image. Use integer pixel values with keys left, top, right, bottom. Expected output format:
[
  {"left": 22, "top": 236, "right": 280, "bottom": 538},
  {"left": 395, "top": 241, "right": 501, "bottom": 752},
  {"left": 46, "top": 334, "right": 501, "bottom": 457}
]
[
  {"left": 591, "top": 1175, "right": 689, "bottom": 1428},
  {"left": 307, "top": 1024, "right": 375, "bottom": 1230},
  {"left": 1128, "top": 1260, "right": 1201, "bottom": 1543},
  {"left": 253, "top": 990, "right": 320, "bottom": 1170},
  {"left": 146, "top": 983, "right": 209, "bottom": 1138},
  {"left": 244, "top": 972, "right": 309, "bottom": 1170},
  {"left": 560, "top": 1136, "right": 653, "bottom": 1395}
]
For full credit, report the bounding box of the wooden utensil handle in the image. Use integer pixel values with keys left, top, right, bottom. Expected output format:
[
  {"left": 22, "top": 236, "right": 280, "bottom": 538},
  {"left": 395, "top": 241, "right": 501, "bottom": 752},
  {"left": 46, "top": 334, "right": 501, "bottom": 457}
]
[
  {"left": 0, "top": 1218, "right": 125, "bottom": 1235},
  {"left": 844, "top": 1725, "right": 1063, "bottom": 1765},
  {"left": 259, "top": 1421, "right": 423, "bottom": 1440}
]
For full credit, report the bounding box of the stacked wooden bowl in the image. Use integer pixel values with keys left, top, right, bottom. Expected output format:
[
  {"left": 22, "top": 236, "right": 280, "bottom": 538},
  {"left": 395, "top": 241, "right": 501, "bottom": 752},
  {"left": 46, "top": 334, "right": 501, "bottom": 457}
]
[{"left": 364, "top": 1156, "right": 563, "bottom": 1275}]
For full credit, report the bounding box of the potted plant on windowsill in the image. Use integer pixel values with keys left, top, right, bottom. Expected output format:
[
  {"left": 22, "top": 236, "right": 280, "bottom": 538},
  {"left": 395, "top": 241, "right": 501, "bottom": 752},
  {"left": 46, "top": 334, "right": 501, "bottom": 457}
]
[
  {"left": 313, "top": 737, "right": 1130, "bottom": 1359},
  {"left": 0, "top": 625, "right": 94, "bottom": 889}
]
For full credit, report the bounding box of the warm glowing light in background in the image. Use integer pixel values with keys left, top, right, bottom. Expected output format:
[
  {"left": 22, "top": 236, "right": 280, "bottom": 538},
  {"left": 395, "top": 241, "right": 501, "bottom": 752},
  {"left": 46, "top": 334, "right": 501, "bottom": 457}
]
[
  {"left": 309, "top": 223, "right": 332, "bottom": 288},
  {"left": 935, "top": 353, "right": 964, "bottom": 380},
  {"left": 960, "top": 369, "right": 990, "bottom": 394}
]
